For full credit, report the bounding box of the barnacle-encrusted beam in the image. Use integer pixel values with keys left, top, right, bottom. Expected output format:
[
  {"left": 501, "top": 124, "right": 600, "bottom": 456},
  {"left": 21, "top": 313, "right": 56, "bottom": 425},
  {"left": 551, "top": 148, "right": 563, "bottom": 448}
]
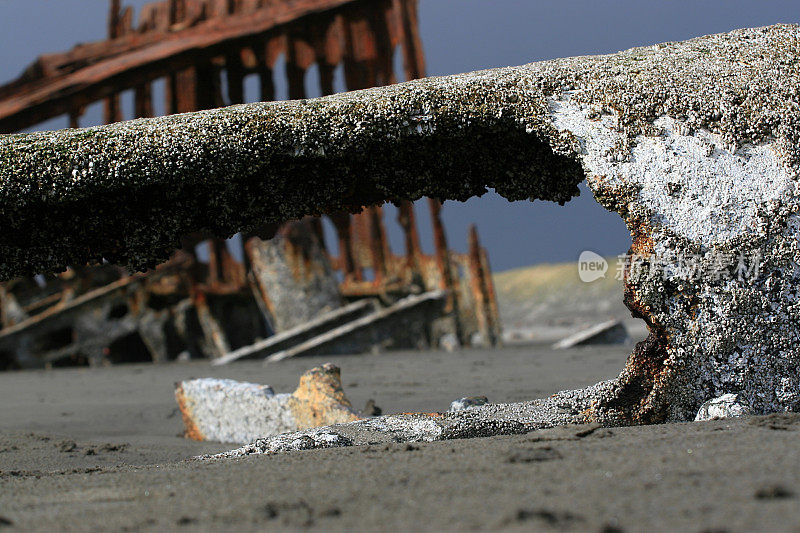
[{"left": 2, "top": 25, "right": 800, "bottom": 432}]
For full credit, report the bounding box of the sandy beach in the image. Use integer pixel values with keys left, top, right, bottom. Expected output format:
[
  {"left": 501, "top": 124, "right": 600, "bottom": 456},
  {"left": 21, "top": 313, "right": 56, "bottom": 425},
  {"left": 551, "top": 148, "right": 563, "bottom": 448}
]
[{"left": 1, "top": 344, "right": 799, "bottom": 531}]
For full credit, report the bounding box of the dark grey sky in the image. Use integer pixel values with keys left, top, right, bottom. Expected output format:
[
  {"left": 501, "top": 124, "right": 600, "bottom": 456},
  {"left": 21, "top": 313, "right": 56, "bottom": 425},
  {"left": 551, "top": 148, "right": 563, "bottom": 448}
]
[{"left": 2, "top": 1, "right": 799, "bottom": 271}]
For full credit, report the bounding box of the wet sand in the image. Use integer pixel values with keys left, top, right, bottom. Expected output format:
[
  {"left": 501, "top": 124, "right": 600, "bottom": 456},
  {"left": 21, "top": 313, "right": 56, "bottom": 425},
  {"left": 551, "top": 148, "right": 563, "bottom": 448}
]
[{"left": 1, "top": 345, "right": 799, "bottom": 531}]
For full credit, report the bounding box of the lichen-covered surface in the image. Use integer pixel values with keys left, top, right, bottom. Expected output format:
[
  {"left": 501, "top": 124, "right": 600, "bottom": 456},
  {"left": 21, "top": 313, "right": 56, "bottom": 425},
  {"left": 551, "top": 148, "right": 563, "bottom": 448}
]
[{"left": 3, "top": 24, "right": 800, "bottom": 428}]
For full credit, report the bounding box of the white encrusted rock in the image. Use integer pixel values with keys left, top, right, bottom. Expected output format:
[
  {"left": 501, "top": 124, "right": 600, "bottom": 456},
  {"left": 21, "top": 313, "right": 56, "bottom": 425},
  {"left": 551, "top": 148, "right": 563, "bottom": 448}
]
[
  {"left": 695, "top": 394, "right": 753, "bottom": 421},
  {"left": 175, "top": 363, "right": 361, "bottom": 443}
]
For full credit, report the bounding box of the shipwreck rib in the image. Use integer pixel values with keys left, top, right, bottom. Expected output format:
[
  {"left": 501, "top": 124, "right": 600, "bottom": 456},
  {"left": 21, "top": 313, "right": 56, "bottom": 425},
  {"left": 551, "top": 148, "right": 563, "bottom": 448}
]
[
  {"left": 0, "top": 0, "right": 359, "bottom": 132},
  {"left": 2, "top": 24, "right": 800, "bottom": 426}
]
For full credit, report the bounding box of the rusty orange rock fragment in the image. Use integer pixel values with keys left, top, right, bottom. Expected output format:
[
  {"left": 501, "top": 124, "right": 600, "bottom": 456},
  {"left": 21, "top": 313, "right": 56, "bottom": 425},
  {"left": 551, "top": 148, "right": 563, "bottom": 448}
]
[{"left": 288, "top": 363, "right": 363, "bottom": 430}]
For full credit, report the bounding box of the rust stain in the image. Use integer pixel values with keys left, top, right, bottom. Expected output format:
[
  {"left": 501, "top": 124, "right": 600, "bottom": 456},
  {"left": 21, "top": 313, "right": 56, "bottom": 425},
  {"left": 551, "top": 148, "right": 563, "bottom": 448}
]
[
  {"left": 396, "top": 200, "right": 422, "bottom": 275},
  {"left": 479, "top": 246, "right": 502, "bottom": 346},
  {"left": 428, "top": 198, "right": 458, "bottom": 315},
  {"left": 628, "top": 219, "right": 655, "bottom": 258},
  {"left": 585, "top": 177, "right": 671, "bottom": 425},
  {"left": 366, "top": 206, "right": 388, "bottom": 286},
  {"left": 175, "top": 383, "right": 206, "bottom": 441},
  {"left": 331, "top": 211, "right": 358, "bottom": 282}
]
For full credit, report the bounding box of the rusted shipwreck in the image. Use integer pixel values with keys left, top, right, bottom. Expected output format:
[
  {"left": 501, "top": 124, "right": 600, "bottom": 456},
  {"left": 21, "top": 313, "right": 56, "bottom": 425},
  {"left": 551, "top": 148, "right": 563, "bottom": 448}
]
[
  {"left": 0, "top": 210, "right": 501, "bottom": 369},
  {"left": 0, "top": 0, "right": 501, "bottom": 369},
  {"left": 1, "top": 24, "right": 799, "bottom": 448}
]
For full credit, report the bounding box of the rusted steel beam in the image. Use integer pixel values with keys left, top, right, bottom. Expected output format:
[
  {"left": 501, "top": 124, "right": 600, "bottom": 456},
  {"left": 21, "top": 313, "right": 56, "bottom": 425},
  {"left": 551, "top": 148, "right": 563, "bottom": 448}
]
[
  {"left": 165, "top": 66, "right": 180, "bottom": 118},
  {"left": 143, "top": 2, "right": 172, "bottom": 32},
  {"left": 394, "top": 0, "right": 425, "bottom": 80},
  {"left": 166, "top": 2, "right": 200, "bottom": 114},
  {"left": 191, "top": 288, "right": 231, "bottom": 358},
  {"left": 317, "top": 61, "right": 335, "bottom": 97},
  {"left": 286, "top": 26, "right": 315, "bottom": 99},
  {"left": 229, "top": 0, "right": 245, "bottom": 14},
  {"left": 339, "top": 5, "right": 395, "bottom": 287},
  {"left": 366, "top": 206, "right": 387, "bottom": 284},
  {"left": 234, "top": 223, "right": 278, "bottom": 331},
  {"left": 215, "top": 299, "right": 378, "bottom": 364},
  {"left": 255, "top": 58, "right": 275, "bottom": 102},
  {"left": 396, "top": 200, "right": 422, "bottom": 272},
  {"left": 0, "top": 0, "right": 362, "bottom": 132},
  {"left": 225, "top": 50, "right": 245, "bottom": 105},
  {"left": 134, "top": 83, "right": 154, "bottom": 117},
  {"left": 351, "top": 210, "right": 378, "bottom": 278},
  {"left": 330, "top": 212, "right": 359, "bottom": 282},
  {"left": 104, "top": 0, "right": 126, "bottom": 124},
  {"left": 137, "top": 309, "right": 170, "bottom": 362},
  {"left": 240, "top": 46, "right": 258, "bottom": 70},
  {"left": 341, "top": 6, "right": 379, "bottom": 91},
  {"left": 285, "top": 53, "right": 307, "bottom": 99},
  {"left": 68, "top": 108, "right": 83, "bottom": 129},
  {"left": 196, "top": 60, "right": 225, "bottom": 109},
  {"left": 375, "top": 205, "right": 391, "bottom": 265},
  {"left": 0, "top": 285, "right": 25, "bottom": 329},
  {"left": 366, "top": 0, "right": 397, "bottom": 86},
  {"left": 0, "top": 3, "right": 187, "bottom": 97},
  {"left": 350, "top": 210, "right": 372, "bottom": 271},
  {"left": 240, "top": 0, "right": 262, "bottom": 13},
  {"left": 467, "top": 224, "right": 495, "bottom": 347},
  {"left": 0, "top": 260, "right": 193, "bottom": 365},
  {"left": 169, "top": 0, "right": 188, "bottom": 23},
  {"left": 205, "top": 237, "right": 245, "bottom": 288},
  {"left": 21, "top": 290, "right": 64, "bottom": 316},
  {"left": 313, "top": 16, "right": 343, "bottom": 95},
  {"left": 428, "top": 199, "right": 455, "bottom": 309},
  {"left": 184, "top": 0, "right": 209, "bottom": 26},
  {"left": 339, "top": 280, "right": 405, "bottom": 297},
  {"left": 254, "top": 35, "right": 285, "bottom": 101},
  {"left": 173, "top": 49, "right": 199, "bottom": 114},
  {"left": 108, "top": 0, "right": 123, "bottom": 39},
  {"left": 179, "top": 233, "right": 211, "bottom": 289},
  {"left": 340, "top": 13, "right": 359, "bottom": 90},
  {"left": 479, "top": 246, "right": 502, "bottom": 347},
  {"left": 136, "top": 4, "right": 157, "bottom": 32},
  {"left": 0, "top": 274, "right": 146, "bottom": 341},
  {"left": 266, "top": 290, "right": 445, "bottom": 362},
  {"left": 207, "top": 0, "right": 229, "bottom": 18},
  {"left": 383, "top": 0, "right": 401, "bottom": 49},
  {"left": 206, "top": 238, "right": 226, "bottom": 286},
  {"left": 222, "top": 246, "right": 246, "bottom": 289}
]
